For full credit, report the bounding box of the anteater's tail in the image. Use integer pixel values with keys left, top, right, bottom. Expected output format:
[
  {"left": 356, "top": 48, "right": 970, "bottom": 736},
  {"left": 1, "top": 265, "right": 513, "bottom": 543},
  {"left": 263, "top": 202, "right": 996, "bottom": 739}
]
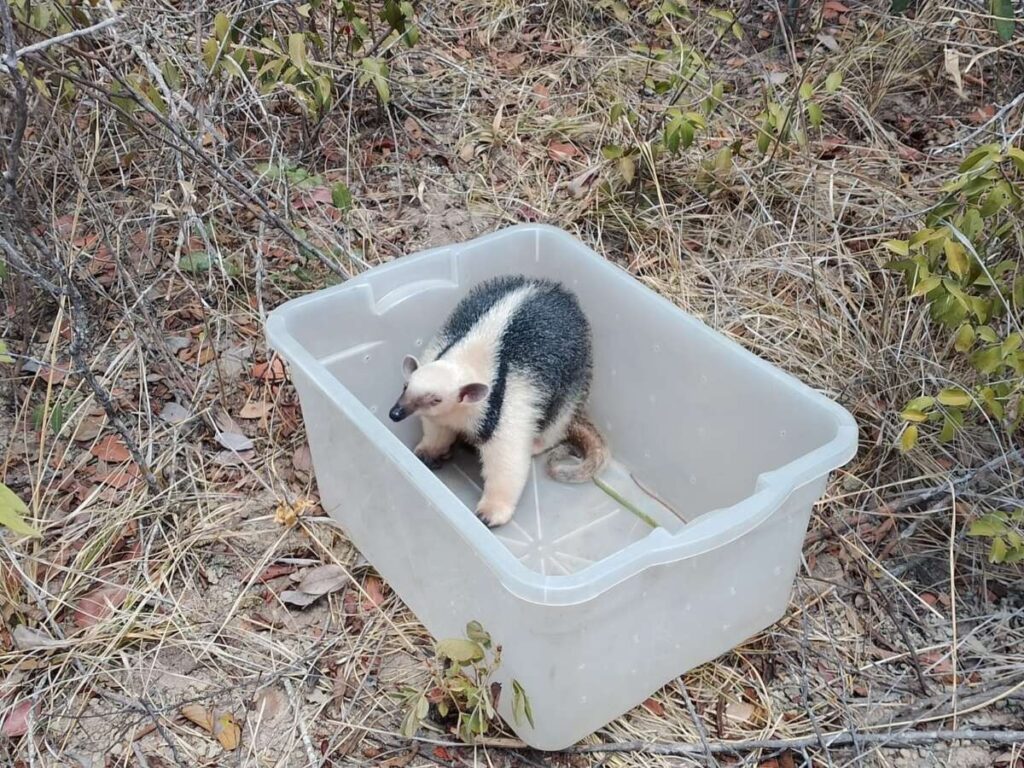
[{"left": 545, "top": 414, "right": 608, "bottom": 484}]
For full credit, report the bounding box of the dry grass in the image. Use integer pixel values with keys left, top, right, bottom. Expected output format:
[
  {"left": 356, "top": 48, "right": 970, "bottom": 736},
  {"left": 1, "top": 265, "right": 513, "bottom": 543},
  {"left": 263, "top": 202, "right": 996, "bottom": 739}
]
[{"left": 2, "top": 0, "right": 1024, "bottom": 766}]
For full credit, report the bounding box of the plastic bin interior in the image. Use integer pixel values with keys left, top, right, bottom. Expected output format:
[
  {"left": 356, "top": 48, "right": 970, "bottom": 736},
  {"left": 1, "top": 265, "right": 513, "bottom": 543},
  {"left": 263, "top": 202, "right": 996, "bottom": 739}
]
[{"left": 267, "top": 224, "right": 858, "bottom": 747}]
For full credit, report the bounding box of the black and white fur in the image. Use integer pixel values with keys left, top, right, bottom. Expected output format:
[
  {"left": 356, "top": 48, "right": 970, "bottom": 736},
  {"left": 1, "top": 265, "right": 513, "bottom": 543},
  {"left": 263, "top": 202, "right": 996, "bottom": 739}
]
[{"left": 388, "top": 275, "right": 607, "bottom": 527}]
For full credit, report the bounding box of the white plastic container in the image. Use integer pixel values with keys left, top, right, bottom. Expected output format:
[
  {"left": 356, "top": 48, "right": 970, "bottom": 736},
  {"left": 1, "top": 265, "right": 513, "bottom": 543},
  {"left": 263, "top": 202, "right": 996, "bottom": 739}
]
[{"left": 266, "top": 224, "right": 857, "bottom": 749}]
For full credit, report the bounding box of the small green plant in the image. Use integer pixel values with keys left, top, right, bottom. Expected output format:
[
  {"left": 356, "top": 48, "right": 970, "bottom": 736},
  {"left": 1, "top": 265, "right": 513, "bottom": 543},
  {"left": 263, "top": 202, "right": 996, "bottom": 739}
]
[
  {"left": 756, "top": 71, "right": 842, "bottom": 155},
  {"left": 401, "top": 621, "right": 533, "bottom": 742},
  {"left": 201, "top": 1, "right": 418, "bottom": 115},
  {"left": 887, "top": 143, "right": 1024, "bottom": 563},
  {"left": 968, "top": 509, "right": 1024, "bottom": 564},
  {"left": 888, "top": 144, "right": 1024, "bottom": 449}
]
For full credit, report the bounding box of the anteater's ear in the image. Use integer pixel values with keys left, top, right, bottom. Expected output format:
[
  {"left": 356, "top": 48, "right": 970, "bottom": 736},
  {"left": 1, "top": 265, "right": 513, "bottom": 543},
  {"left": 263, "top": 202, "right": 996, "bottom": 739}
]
[
  {"left": 459, "top": 382, "right": 489, "bottom": 403},
  {"left": 402, "top": 355, "right": 419, "bottom": 381}
]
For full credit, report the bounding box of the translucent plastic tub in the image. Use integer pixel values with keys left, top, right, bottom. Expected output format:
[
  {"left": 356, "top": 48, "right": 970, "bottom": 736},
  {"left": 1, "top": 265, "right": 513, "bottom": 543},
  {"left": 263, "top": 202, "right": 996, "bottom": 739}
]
[{"left": 266, "top": 224, "right": 858, "bottom": 749}]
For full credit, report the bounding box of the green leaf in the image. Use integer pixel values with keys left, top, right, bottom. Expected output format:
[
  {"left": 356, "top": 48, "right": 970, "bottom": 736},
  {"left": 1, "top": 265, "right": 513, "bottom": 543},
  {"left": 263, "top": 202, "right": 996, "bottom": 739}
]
[
  {"left": 937, "top": 388, "right": 972, "bottom": 407},
  {"left": 890, "top": 0, "right": 913, "bottom": 12},
  {"left": 906, "top": 396, "right": 935, "bottom": 411},
  {"left": 807, "top": 102, "right": 823, "bottom": 128},
  {"left": 1002, "top": 332, "right": 1022, "bottom": 356},
  {"left": 899, "top": 424, "right": 918, "bottom": 452},
  {"left": 436, "top": 638, "right": 484, "bottom": 664},
  {"left": 901, "top": 408, "right": 928, "bottom": 423},
  {"left": 943, "top": 239, "right": 969, "bottom": 278},
  {"left": 618, "top": 154, "right": 636, "bottom": 184},
  {"left": 911, "top": 275, "right": 941, "bottom": 297},
  {"left": 465, "top": 620, "right": 491, "bottom": 648},
  {"left": 1014, "top": 276, "right": 1024, "bottom": 309},
  {"left": 980, "top": 387, "right": 1005, "bottom": 419},
  {"left": 972, "top": 345, "right": 1004, "bottom": 374},
  {"left": 799, "top": 82, "right": 813, "bottom": 101},
  {"left": 511, "top": 679, "right": 534, "bottom": 728},
  {"left": 824, "top": 71, "right": 842, "bottom": 94},
  {"left": 977, "top": 325, "right": 998, "bottom": 343},
  {"left": 954, "top": 324, "right": 975, "bottom": 352},
  {"left": 401, "top": 702, "right": 421, "bottom": 738},
  {"left": 331, "top": 183, "right": 352, "bottom": 210},
  {"left": 959, "top": 143, "right": 1001, "bottom": 173},
  {"left": 0, "top": 340, "right": 13, "bottom": 364},
  {"left": 990, "top": 535, "right": 1009, "bottom": 563},
  {"left": 1008, "top": 147, "right": 1024, "bottom": 173},
  {"left": 359, "top": 57, "right": 391, "bottom": 103},
  {"left": 883, "top": 239, "right": 910, "bottom": 256},
  {"left": 980, "top": 182, "right": 1011, "bottom": 217},
  {"left": 601, "top": 144, "right": 624, "bottom": 160},
  {"left": 214, "top": 12, "right": 230, "bottom": 42},
  {"left": 288, "top": 33, "right": 308, "bottom": 73},
  {"left": 0, "top": 482, "right": 39, "bottom": 537},
  {"left": 180, "top": 251, "right": 212, "bottom": 273},
  {"left": 991, "top": 0, "right": 1015, "bottom": 42},
  {"left": 609, "top": 102, "right": 624, "bottom": 124}
]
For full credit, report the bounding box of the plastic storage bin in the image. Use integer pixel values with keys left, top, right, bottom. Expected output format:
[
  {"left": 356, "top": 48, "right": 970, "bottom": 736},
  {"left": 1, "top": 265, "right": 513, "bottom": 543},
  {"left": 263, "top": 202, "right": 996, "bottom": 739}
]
[{"left": 266, "top": 224, "right": 858, "bottom": 749}]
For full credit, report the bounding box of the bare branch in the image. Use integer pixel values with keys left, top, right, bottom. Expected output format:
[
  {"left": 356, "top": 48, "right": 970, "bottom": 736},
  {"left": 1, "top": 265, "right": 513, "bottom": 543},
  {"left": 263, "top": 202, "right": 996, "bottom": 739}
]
[{"left": 0, "top": 15, "right": 119, "bottom": 74}]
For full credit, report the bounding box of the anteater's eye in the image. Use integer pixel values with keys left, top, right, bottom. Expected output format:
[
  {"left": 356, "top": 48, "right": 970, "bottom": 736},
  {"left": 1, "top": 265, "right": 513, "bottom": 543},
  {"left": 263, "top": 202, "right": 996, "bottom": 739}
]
[{"left": 431, "top": 397, "right": 442, "bottom": 406}]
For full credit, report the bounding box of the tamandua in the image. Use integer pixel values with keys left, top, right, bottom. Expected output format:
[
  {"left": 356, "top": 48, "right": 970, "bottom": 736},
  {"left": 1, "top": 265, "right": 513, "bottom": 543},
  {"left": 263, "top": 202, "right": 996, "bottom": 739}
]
[{"left": 388, "top": 275, "right": 607, "bottom": 527}]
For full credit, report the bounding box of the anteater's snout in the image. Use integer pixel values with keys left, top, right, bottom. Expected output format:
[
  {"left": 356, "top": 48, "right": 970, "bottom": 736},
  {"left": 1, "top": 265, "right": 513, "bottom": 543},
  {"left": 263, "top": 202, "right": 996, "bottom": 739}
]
[{"left": 389, "top": 402, "right": 409, "bottom": 422}]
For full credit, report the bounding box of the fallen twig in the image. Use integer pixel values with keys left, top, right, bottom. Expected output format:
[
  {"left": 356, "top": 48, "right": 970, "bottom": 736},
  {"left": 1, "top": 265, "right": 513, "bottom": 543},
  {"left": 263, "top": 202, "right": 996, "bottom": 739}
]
[{"left": 566, "top": 728, "right": 1024, "bottom": 756}]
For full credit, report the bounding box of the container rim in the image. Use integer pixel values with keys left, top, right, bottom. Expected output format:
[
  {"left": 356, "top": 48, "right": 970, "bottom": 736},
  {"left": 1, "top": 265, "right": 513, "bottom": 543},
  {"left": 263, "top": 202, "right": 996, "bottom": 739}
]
[{"left": 266, "top": 223, "right": 859, "bottom": 606}]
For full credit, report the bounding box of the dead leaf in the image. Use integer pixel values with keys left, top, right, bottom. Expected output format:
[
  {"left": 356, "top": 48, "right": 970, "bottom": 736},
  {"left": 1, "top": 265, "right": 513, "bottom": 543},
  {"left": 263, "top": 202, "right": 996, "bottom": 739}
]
[
  {"left": 90, "top": 435, "right": 131, "bottom": 463},
  {"left": 281, "top": 564, "right": 346, "bottom": 607},
  {"left": 292, "top": 444, "right": 312, "bottom": 473},
  {"left": 816, "top": 33, "right": 839, "bottom": 51},
  {"left": 532, "top": 82, "right": 551, "bottom": 110},
  {"left": 73, "top": 584, "right": 129, "bottom": 628},
  {"left": 452, "top": 45, "right": 471, "bottom": 60},
  {"left": 567, "top": 167, "right": 600, "bottom": 199},
  {"left": 212, "top": 449, "right": 254, "bottom": 467},
  {"left": 214, "top": 712, "right": 241, "bottom": 750},
  {"left": 181, "top": 704, "right": 241, "bottom": 750},
  {"left": 1, "top": 699, "right": 32, "bottom": 737},
  {"left": 944, "top": 48, "right": 964, "bottom": 98},
  {"left": 766, "top": 71, "right": 789, "bottom": 86},
  {"left": 164, "top": 336, "right": 191, "bottom": 354},
  {"left": 96, "top": 464, "right": 141, "bottom": 490},
  {"left": 217, "top": 431, "right": 254, "bottom": 452},
  {"left": 239, "top": 401, "right": 272, "bottom": 420},
  {"left": 255, "top": 563, "right": 297, "bottom": 583},
  {"left": 298, "top": 565, "right": 347, "bottom": 596},
  {"left": 363, "top": 575, "right": 386, "bottom": 608},
  {"left": 968, "top": 104, "right": 995, "bottom": 125},
  {"left": 160, "top": 402, "right": 192, "bottom": 424},
  {"left": 547, "top": 141, "right": 580, "bottom": 163},
  {"left": 254, "top": 686, "right": 286, "bottom": 721},
  {"left": 822, "top": 0, "right": 849, "bottom": 19},
  {"left": 274, "top": 498, "right": 314, "bottom": 527},
  {"left": 72, "top": 413, "right": 106, "bottom": 442},
  {"left": 724, "top": 699, "right": 756, "bottom": 724},
  {"left": 292, "top": 187, "right": 334, "bottom": 210},
  {"left": 498, "top": 51, "right": 526, "bottom": 72},
  {"left": 642, "top": 697, "right": 665, "bottom": 716},
  {"left": 379, "top": 749, "right": 417, "bottom": 768},
  {"left": 403, "top": 116, "right": 423, "bottom": 141},
  {"left": 253, "top": 359, "right": 286, "bottom": 382},
  {"left": 279, "top": 589, "right": 322, "bottom": 607},
  {"left": 12, "top": 625, "right": 62, "bottom": 649}
]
